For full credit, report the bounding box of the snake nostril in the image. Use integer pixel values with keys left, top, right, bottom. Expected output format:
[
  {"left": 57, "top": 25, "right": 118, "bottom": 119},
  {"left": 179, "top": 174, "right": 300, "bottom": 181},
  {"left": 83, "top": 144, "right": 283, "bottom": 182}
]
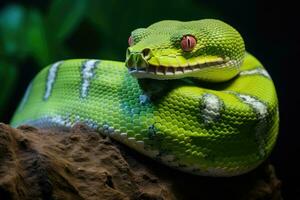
[{"left": 142, "top": 48, "right": 151, "bottom": 59}]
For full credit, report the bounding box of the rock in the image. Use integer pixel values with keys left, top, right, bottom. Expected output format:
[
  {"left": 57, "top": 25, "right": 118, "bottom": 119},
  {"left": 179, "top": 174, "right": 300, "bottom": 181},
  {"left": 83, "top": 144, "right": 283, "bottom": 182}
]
[{"left": 0, "top": 123, "right": 282, "bottom": 200}]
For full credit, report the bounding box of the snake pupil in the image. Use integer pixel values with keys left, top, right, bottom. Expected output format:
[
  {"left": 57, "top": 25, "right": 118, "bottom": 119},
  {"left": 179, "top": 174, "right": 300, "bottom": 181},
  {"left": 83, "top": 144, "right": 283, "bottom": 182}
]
[{"left": 181, "top": 35, "right": 196, "bottom": 52}]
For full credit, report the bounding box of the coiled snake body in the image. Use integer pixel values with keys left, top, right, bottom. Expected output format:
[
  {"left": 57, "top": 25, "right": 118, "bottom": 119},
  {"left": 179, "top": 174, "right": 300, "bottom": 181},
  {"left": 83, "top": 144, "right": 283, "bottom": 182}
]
[{"left": 11, "top": 19, "right": 279, "bottom": 176}]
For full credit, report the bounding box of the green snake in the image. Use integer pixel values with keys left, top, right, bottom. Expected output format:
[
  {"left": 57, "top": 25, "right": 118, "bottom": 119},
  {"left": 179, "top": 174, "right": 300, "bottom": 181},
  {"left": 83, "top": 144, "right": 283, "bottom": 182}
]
[{"left": 11, "top": 19, "right": 279, "bottom": 176}]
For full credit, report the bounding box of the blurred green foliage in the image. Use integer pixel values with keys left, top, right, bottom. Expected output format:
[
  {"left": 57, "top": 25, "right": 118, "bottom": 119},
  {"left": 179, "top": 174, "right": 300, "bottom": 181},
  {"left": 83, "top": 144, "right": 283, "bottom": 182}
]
[{"left": 0, "top": 0, "right": 220, "bottom": 120}]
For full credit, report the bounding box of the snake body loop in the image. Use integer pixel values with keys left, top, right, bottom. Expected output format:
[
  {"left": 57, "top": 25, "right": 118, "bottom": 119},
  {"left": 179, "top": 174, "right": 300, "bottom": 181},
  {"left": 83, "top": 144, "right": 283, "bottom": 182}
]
[{"left": 11, "top": 19, "right": 279, "bottom": 176}]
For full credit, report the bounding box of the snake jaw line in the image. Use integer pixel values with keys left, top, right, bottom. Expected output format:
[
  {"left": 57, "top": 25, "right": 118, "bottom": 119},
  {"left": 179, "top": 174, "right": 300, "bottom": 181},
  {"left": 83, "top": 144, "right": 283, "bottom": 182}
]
[{"left": 128, "top": 58, "right": 229, "bottom": 79}]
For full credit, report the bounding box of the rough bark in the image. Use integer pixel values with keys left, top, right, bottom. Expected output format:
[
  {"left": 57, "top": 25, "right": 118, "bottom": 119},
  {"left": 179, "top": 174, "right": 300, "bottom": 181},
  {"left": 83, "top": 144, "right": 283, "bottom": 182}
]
[{"left": 0, "top": 123, "right": 282, "bottom": 200}]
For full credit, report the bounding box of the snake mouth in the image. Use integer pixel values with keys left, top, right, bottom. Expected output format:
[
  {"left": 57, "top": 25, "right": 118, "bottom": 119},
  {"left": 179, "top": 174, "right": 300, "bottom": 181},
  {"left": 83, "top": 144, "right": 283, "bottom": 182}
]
[{"left": 128, "top": 59, "right": 229, "bottom": 78}]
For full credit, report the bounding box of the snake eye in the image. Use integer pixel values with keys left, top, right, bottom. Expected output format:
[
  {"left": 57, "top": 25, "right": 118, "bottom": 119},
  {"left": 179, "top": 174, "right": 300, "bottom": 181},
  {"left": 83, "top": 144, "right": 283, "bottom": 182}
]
[
  {"left": 181, "top": 35, "right": 196, "bottom": 52},
  {"left": 128, "top": 35, "right": 134, "bottom": 46}
]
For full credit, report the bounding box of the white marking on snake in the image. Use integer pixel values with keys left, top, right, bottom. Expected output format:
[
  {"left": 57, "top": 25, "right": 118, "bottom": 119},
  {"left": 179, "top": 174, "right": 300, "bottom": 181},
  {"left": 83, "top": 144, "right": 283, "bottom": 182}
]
[
  {"left": 20, "top": 115, "right": 71, "bottom": 129},
  {"left": 201, "top": 93, "right": 223, "bottom": 123},
  {"left": 84, "top": 119, "right": 99, "bottom": 130},
  {"left": 44, "top": 61, "right": 63, "bottom": 100},
  {"left": 237, "top": 94, "right": 267, "bottom": 116},
  {"left": 240, "top": 68, "right": 271, "bottom": 79},
  {"left": 139, "top": 94, "right": 150, "bottom": 104},
  {"left": 235, "top": 93, "right": 268, "bottom": 157},
  {"left": 81, "top": 59, "right": 99, "bottom": 98},
  {"left": 52, "top": 116, "right": 68, "bottom": 126}
]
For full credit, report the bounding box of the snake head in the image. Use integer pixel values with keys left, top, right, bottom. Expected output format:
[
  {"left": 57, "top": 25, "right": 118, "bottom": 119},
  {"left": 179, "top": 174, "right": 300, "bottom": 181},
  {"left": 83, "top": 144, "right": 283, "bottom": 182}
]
[{"left": 125, "top": 19, "right": 245, "bottom": 82}]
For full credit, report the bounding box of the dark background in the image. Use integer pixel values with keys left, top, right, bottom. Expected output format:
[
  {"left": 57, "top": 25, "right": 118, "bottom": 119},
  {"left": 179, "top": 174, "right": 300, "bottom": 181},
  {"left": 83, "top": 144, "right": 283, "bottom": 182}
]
[{"left": 0, "top": 0, "right": 298, "bottom": 198}]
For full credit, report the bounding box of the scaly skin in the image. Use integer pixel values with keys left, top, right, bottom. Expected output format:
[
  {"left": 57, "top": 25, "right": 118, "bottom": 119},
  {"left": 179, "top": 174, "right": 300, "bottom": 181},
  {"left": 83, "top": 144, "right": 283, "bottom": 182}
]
[{"left": 11, "top": 19, "right": 279, "bottom": 176}]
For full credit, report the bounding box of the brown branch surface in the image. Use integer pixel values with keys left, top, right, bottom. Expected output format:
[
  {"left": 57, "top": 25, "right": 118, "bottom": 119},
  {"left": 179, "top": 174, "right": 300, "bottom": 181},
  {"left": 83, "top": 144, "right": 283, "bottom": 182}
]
[{"left": 0, "top": 123, "right": 282, "bottom": 200}]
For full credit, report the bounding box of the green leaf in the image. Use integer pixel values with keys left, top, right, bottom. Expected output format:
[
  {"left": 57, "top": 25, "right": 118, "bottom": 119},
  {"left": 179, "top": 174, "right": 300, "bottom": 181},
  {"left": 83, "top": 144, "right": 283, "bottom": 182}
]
[{"left": 46, "top": 0, "right": 87, "bottom": 41}]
